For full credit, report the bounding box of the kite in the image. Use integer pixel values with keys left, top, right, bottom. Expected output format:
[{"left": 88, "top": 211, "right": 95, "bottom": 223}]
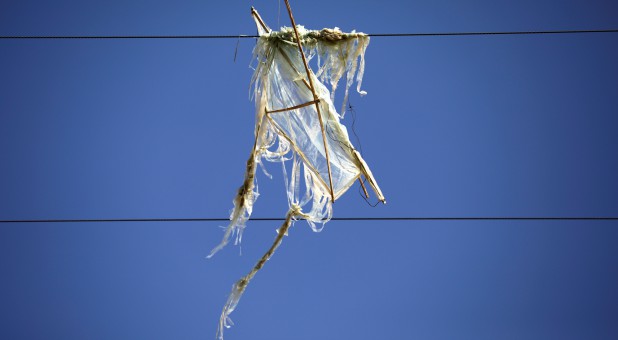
[{"left": 210, "top": 3, "right": 385, "bottom": 339}]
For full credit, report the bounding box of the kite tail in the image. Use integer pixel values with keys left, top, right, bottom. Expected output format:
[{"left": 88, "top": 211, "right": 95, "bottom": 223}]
[
  {"left": 207, "top": 149, "right": 259, "bottom": 258},
  {"left": 216, "top": 205, "right": 308, "bottom": 340}
]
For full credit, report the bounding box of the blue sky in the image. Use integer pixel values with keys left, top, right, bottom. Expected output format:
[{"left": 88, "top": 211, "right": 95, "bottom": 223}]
[{"left": 1, "top": 1, "right": 617, "bottom": 339}]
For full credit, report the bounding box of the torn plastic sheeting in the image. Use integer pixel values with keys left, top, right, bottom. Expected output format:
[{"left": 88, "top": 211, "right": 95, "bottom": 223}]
[{"left": 210, "top": 7, "right": 385, "bottom": 340}]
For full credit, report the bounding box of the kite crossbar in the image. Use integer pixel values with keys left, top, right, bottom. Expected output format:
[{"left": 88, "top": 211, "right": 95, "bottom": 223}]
[{"left": 265, "top": 99, "right": 320, "bottom": 114}]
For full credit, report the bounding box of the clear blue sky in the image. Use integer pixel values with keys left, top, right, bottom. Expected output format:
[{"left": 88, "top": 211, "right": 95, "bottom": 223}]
[{"left": 1, "top": 1, "right": 617, "bottom": 339}]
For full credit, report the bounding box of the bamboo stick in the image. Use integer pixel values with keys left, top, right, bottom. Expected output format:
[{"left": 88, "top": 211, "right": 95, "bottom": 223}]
[
  {"left": 266, "top": 99, "right": 319, "bottom": 114},
  {"left": 359, "top": 177, "right": 370, "bottom": 199},
  {"left": 283, "top": 0, "right": 336, "bottom": 203},
  {"left": 250, "top": 7, "right": 270, "bottom": 33}
]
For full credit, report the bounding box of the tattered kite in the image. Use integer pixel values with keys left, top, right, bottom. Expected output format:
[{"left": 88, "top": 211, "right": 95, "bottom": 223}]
[{"left": 209, "top": 4, "right": 385, "bottom": 339}]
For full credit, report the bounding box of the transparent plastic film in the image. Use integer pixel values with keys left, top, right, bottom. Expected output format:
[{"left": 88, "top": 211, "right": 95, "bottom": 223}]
[{"left": 210, "top": 6, "right": 384, "bottom": 339}]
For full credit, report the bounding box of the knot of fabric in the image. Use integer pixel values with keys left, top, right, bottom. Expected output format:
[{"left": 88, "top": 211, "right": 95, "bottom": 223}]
[
  {"left": 288, "top": 204, "right": 309, "bottom": 220},
  {"left": 318, "top": 28, "right": 345, "bottom": 42}
]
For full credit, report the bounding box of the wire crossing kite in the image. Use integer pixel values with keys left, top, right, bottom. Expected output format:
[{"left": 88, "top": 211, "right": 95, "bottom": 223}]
[{"left": 210, "top": 3, "right": 385, "bottom": 339}]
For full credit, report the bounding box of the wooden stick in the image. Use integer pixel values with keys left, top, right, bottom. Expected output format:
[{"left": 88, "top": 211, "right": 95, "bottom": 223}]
[
  {"left": 266, "top": 99, "right": 319, "bottom": 114},
  {"left": 283, "top": 0, "right": 336, "bottom": 203},
  {"left": 250, "top": 7, "right": 270, "bottom": 33},
  {"left": 359, "top": 177, "right": 370, "bottom": 199}
]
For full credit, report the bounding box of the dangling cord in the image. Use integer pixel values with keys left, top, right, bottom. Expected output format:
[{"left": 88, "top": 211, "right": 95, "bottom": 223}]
[
  {"left": 233, "top": 36, "right": 240, "bottom": 62},
  {"left": 277, "top": 0, "right": 281, "bottom": 29},
  {"left": 347, "top": 101, "right": 363, "bottom": 154}
]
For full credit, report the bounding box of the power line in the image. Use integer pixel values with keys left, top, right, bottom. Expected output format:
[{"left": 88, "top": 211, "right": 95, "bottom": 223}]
[
  {"left": 369, "top": 29, "right": 618, "bottom": 37},
  {"left": 0, "top": 34, "right": 259, "bottom": 40},
  {"left": 1, "top": 29, "right": 617, "bottom": 40},
  {"left": 1, "top": 217, "right": 617, "bottom": 223}
]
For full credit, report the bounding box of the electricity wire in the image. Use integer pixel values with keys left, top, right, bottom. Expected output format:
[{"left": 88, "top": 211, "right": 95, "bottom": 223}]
[
  {"left": 1, "top": 217, "right": 617, "bottom": 223},
  {"left": 1, "top": 29, "right": 617, "bottom": 40}
]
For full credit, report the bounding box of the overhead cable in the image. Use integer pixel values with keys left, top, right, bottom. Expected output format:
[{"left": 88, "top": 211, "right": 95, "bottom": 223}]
[{"left": 1, "top": 29, "right": 617, "bottom": 40}]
